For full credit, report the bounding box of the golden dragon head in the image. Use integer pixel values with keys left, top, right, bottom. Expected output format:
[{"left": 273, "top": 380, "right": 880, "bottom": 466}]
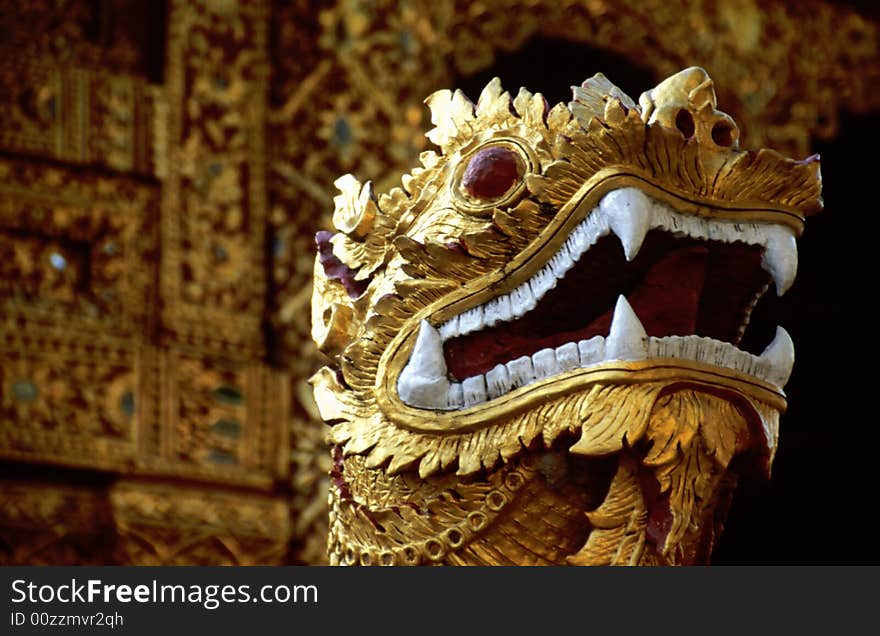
[{"left": 311, "top": 67, "right": 822, "bottom": 566}]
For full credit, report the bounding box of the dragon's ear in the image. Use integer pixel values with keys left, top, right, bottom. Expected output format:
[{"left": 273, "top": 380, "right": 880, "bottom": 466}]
[
  {"left": 569, "top": 73, "right": 638, "bottom": 129},
  {"left": 332, "top": 174, "right": 378, "bottom": 240},
  {"left": 424, "top": 87, "right": 478, "bottom": 152}
]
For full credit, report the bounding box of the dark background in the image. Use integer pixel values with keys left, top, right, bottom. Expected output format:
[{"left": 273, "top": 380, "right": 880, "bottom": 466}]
[{"left": 457, "top": 36, "right": 880, "bottom": 564}]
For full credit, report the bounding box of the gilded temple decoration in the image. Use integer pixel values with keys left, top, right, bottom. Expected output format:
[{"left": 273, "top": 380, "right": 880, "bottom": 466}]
[
  {"left": 0, "top": 0, "right": 874, "bottom": 565},
  {"left": 311, "top": 68, "right": 821, "bottom": 564}
]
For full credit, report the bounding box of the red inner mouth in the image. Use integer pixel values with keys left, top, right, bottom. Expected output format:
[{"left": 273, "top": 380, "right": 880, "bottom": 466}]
[{"left": 443, "top": 232, "right": 769, "bottom": 380}]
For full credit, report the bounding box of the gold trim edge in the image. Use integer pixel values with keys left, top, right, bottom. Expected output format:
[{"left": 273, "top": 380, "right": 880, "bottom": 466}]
[{"left": 378, "top": 357, "right": 786, "bottom": 434}]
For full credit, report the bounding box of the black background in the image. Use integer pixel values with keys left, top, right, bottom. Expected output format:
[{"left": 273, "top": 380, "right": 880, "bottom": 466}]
[{"left": 457, "top": 33, "right": 880, "bottom": 564}]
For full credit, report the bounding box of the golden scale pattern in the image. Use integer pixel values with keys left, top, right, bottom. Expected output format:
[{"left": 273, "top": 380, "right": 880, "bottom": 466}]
[{"left": 0, "top": 0, "right": 875, "bottom": 564}]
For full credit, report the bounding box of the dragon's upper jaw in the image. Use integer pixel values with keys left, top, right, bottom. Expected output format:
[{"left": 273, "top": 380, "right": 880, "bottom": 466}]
[{"left": 397, "top": 187, "right": 797, "bottom": 411}]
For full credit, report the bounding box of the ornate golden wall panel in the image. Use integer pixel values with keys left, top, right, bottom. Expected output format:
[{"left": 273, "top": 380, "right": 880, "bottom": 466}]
[
  {"left": 110, "top": 480, "right": 291, "bottom": 565},
  {"left": 136, "top": 347, "right": 289, "bottom": 488},
  {"left": 0, "top": 157, "right": 158, "bottom": 333},
  {"left": 160, "top": 0, "right": 270, "bottom": 357},
  {"left": 0, "top": 62, "right": 162, "bottom": 175},
  {"left": 0, "top": 0, "right": 877, "bottom": 564},
  {"left": 0, "top": 481, "right": 112, "bottom": 565},
  {"left": 0, "top": 155, "right": 156, "bottom": 472},
  {"left": 0, "top": 0, "right": 296, "bottom": 565}
]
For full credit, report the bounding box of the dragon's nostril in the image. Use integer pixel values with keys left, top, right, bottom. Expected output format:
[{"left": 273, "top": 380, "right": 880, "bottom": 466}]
[
  {"left": 675, "top": 108, "right": 696, "bottom": 139},
  {"left": 712, "top": 121, "right": 736, "bottom": 147}
]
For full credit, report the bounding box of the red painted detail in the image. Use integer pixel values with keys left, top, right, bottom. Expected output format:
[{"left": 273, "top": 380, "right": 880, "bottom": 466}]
[{"left": 461, "top": 146, "right": 521, "bottom": 199}]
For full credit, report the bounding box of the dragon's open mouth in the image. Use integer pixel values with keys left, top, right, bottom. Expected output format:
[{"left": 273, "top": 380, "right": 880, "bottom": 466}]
[{"left": 397, "top": 187, "right": 797, "bottom": 411}]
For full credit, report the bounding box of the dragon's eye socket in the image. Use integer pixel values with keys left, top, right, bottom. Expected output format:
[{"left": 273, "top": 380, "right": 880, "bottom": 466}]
[
  {"left": 451, "top": 139, "right": 533, "bottom": 216},
  {"left": 461, "top": 145, "right": 522, "bottom": 199}
]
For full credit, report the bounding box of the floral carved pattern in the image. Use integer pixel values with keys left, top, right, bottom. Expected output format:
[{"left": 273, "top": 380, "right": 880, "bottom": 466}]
[{"left": 161, "top": 0, "right": 270, "bottom": 356}]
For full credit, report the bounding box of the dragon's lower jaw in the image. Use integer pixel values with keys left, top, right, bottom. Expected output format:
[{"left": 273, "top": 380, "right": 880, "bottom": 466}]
[
  {"left": 329, "top": 383, "right": 763, "bottom": 566},
  {"left": 397, "top": 187, "right": 796, "bottom": 412}
]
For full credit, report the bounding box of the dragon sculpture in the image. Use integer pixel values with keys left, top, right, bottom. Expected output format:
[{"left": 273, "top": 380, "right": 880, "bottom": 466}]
[{"left": 310, "top": 67, "right": 822, "bottom": 565}]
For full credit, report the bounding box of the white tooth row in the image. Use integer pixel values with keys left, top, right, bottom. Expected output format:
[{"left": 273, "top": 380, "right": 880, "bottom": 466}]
[
  {"left": 440, "top": 207, "right": 610, "bottom": 342},
  {"left": 448, "top": 333, "right": 790, "bottom": 409},
  {"left": 438, "top": 187, "right": 798, "bottom": 343},
  {"left": 456, "top": 335, "right": 605, "bottom": 407},
  {"left": 439, "top": 209, "right": 610, "bottom": 341},
  {"left": 397, "top": 297, "right": 795, "bottom": 412}
]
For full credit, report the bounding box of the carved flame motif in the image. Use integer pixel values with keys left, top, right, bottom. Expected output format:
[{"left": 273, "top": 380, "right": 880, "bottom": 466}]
[{"left": 311, "top": 68, "right": 822, "bottom": 566}]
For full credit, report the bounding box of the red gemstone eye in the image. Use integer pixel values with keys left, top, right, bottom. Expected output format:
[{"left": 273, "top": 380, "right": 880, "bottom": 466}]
[{"left": 460, "top": 146, "right": 522, "bottom": 200}]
